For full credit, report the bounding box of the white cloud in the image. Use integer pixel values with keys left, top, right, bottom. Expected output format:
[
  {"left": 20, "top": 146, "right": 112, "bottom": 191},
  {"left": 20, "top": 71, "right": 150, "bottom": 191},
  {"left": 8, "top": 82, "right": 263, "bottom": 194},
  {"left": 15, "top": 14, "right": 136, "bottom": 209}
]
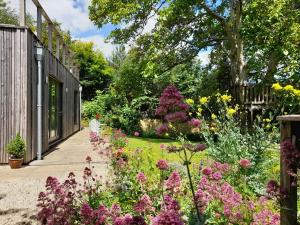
[
  {"left": 6, "top": 0, "right": 118, "bottom": 57},
  {"left": 77, "top": 35, "right": 116, "bottom": 58},
  {"left": 7, "top": 0, "right": 93, "bottom": 35}
]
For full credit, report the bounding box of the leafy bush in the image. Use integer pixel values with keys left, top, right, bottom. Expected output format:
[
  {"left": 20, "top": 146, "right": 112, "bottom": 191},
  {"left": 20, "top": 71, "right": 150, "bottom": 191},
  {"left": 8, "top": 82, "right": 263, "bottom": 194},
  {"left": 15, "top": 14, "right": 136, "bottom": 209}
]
[{"left": 6, "top": 133, "right": 26, "bottom": 159}]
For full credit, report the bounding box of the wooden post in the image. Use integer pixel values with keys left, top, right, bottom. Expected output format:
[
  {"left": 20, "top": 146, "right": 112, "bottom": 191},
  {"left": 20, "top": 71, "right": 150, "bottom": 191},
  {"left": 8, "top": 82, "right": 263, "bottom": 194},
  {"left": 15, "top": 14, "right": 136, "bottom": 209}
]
[
  {"left": 19, "top": 0, "right": 26, "bottom": 26},
  {"left": 48, "top": 23, "right": 53, "bottom": 52},
  {"left": 37, "top": 6, "right": 42, "bottom": 40},
  {"left": 277, "top": 115, "right": 299, "bottom": 225},
  {"left": 62, "top": 46, "right": 66, "bottom": 65},
  {"left": 56, "top": 35, "right": 60, "bottom": 59}
]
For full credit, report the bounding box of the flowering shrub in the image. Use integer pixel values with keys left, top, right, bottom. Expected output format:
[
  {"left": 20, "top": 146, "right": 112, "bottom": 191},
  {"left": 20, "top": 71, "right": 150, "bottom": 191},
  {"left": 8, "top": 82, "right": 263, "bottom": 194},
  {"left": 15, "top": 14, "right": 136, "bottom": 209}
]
[
  {"left": 271, "top": 83, "right": 300, "bottom": 114},
  {"left": 110, "top": 129, "right": 128, "bottom": 149},
  {"left": 37, "top": 85, "right": 285, "bottom": 225}
]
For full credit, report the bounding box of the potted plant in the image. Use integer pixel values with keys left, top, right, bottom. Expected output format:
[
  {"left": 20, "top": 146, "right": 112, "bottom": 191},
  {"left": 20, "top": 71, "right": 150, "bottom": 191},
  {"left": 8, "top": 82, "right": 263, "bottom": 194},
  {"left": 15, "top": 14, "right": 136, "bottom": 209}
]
[{"left": 6, "top": 133, "right": 26, "bottom": 169}]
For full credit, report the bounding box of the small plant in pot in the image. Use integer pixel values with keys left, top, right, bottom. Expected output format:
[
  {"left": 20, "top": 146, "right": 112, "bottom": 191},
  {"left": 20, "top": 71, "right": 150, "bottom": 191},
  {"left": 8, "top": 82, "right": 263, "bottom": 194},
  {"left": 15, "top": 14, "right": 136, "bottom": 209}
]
[{"left": 6, "top": 133, "right": 26, "bottom": 169}]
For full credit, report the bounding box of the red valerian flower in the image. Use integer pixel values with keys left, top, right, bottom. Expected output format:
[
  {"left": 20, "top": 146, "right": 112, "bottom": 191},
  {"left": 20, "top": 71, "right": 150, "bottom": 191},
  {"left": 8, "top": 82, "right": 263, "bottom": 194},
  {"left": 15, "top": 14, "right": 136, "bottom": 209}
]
[
  {"left": 156, "top": 159, "right": 169, "bottom": 170},
  {"left": 239, "top": 159, "right": 251, "bottom": 169},
  {"left": 136, "top": 172, "right": 147, "bottom": 183}
]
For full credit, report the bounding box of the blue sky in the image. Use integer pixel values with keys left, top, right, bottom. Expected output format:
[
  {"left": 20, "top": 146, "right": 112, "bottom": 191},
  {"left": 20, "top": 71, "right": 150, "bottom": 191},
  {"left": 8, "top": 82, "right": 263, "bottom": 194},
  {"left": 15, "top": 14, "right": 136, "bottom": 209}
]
[
  {"left": 8, "top": 0, "right": 118, "bottom": 57},
  {"left": 7, "top": 0, "right": 209, "bottom": 63}
]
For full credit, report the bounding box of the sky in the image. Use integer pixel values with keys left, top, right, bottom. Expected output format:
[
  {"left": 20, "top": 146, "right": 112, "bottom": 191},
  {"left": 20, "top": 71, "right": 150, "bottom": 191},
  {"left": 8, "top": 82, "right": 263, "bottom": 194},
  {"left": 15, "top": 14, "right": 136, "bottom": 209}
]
[{"left": 7, "top": 0, "right": 209, "bottom": 64}]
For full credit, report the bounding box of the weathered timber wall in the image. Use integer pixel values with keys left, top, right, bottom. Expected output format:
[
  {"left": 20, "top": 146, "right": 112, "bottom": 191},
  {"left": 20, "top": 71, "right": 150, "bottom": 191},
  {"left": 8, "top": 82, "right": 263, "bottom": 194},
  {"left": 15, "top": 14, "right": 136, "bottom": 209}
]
[
  {"left": 0, "top": 26, "right": 80, "bottom": 163},
  {"left": 0, "top": 26, "right": 29, "bottom": 163}
]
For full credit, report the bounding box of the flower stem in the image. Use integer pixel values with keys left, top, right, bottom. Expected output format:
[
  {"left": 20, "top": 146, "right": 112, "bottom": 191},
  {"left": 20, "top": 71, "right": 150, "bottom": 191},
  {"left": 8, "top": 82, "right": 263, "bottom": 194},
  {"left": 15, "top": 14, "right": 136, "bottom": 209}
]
[{"left": 183, "top": 149, "right": 201, "bottom": 223}]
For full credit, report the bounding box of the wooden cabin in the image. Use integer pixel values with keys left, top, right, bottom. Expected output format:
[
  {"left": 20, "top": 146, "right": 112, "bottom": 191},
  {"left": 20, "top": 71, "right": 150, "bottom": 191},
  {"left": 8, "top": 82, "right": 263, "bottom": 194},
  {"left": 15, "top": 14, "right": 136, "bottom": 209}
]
[{"left": 0, "top": 0, "right": 81, "bottom": 163}]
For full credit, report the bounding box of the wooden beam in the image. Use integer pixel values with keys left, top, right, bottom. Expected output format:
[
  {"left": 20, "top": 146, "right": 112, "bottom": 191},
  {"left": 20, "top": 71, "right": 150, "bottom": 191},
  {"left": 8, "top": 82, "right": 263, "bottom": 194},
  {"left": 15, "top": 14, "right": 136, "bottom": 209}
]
[
  {"left": 62, "top": 46, "right": 66, "bottom": 65},
  {"left": 19, "top": 0, "right": 26, "bottom": 26},
  {"left": 48, "top": 23, "right": 53, "bottom": 52},
  {"left": 37, "top": 6, "right": 42, "bottom": 40},
  {"left": 56, "top": 35, "right": 60, "bottom": 59},
  {"left": 277, "top": 116, "right": 299, "bottom": 225}
]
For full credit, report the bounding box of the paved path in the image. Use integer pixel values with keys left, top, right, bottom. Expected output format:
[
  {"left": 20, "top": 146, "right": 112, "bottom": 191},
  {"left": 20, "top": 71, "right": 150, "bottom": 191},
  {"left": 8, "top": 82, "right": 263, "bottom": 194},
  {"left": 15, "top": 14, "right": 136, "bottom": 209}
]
[{"left": 0, "top": 128, "right": 110, "bottom": 225}]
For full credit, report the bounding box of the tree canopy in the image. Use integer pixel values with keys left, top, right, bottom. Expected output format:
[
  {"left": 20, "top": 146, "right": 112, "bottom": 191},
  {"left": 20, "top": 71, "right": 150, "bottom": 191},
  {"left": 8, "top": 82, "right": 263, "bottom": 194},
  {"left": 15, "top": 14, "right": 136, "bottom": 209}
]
[
  {"left": 89, "top": 0, "right": 300, "bottom": 84},
  {"left": 72, "top": 41, "right": 112, "bottom": 100}
]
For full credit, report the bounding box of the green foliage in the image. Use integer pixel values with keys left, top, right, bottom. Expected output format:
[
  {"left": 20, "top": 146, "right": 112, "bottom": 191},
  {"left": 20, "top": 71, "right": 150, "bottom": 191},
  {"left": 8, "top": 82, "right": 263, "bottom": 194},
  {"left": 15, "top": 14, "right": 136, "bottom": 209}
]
[
  {"left": 0, "top": 2, "right": 34, "bottom": 26},
  {"left": 89, "top": 0, "right": 300, "bottom": 84},
  {"left": 6, "top": 133, "right": 26, "bottom": 159},
  {"left": 72, "top": 41, "right": 112, "bottom": 100}
]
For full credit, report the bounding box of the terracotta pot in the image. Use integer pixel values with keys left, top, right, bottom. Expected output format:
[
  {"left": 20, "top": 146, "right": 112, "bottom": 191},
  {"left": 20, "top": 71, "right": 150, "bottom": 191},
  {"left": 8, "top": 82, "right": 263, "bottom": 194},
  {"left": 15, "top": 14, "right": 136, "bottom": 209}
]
[{"left": 8, "top": 158, "right": 23, "bottom": 169}]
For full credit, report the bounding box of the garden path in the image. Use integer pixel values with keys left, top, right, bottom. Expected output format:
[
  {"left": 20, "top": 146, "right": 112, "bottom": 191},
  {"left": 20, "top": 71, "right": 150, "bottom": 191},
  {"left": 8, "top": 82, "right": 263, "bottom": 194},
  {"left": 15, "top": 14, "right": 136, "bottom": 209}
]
[{"left": 0, "top": 128, "right": 110, "bottom": 225}]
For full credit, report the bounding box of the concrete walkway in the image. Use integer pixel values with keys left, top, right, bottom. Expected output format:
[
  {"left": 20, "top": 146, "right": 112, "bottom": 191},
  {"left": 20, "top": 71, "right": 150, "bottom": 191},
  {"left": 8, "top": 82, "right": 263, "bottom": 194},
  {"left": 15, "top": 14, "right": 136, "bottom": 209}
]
[{"left": 0, "top": 128, "right": 110, "bottom": 225}]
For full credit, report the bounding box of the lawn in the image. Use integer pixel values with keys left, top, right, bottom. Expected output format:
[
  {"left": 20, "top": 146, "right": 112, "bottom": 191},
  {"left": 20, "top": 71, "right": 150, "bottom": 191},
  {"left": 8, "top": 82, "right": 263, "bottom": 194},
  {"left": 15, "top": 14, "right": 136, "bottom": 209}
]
[{"left": 124, "top": 136, "right": 206, "bottom": 176}]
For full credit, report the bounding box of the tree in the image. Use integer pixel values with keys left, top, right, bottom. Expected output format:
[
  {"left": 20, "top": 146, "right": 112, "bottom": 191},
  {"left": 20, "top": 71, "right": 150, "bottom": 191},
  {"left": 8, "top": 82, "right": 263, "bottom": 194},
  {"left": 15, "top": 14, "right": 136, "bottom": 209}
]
[
  {"left": 89, "top": 0, "right": 299, "bottom": 84},
  {"left": 72, "top": 41, "right": 112, "bottom": 100},
  {"left": 0, "top": 1, "right": 34, "bottom": 26}
]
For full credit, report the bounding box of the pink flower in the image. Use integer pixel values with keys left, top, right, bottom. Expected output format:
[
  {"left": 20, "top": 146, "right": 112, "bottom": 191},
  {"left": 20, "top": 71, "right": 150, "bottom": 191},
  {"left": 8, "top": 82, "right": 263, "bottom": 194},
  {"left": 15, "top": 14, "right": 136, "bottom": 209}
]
[
  {"left": 134, "top": 131, "right": 140, "bottom": 137},
  {"left": 156, "top": 124, "right": 169, "bottom": 136},
  {"left": 202, "top": 167, "right": 212, "bottom": 176},
  {"left": 165, "top": 171, "right": 181, "bottom": 192},
  {"left": 134, "top": 194, "right": 153, "bottom": 213},
  {"left": 239, "top": 159, "right": 251, "bottom": 169},
  {"left": 152, "top": 210, "right": 184, "bottom": 225},
  {"left": 160, "top": 144, "right": 165, "bottom": 149},
  {"left": 212, "top": 172, "right": 222, "bottom": 181},
  {"left": 156, "top": 159, "right": 169, "bottom": 170},
  {"left": 136, "top": 172, "right": 147, "bottom": 183},
  {"left": 190, "top": 118, "right": 201, "bottom": 127}
]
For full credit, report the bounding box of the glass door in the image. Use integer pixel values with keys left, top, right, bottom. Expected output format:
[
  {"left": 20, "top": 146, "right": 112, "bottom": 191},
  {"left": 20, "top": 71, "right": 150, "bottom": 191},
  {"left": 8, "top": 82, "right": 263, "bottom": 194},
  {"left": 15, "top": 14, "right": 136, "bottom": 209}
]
[{"left": 48, "top": 77, "right": 62, "bottom": 142}]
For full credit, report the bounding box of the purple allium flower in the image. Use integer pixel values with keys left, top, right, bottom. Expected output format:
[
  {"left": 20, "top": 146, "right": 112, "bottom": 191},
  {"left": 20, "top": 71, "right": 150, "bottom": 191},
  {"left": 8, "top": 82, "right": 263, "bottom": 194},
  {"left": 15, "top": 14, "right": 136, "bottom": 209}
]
[
  {"left": 190, "top": 118, "right": 201, "bottom": 127},
  {"left": 239, "top": 159, "right": 251, "bottom": 169},
  {"left": 136, "top": 172, "right": 147, "bottom": 183},
  {"left": 134, "top": 131, "right": 140, "bottom": 137},
  {"left": 156, "top": 124, "right": 169, "bottom": 136},
  {"left": 156, "top": 159, "right": 169, "bottom": 170}
]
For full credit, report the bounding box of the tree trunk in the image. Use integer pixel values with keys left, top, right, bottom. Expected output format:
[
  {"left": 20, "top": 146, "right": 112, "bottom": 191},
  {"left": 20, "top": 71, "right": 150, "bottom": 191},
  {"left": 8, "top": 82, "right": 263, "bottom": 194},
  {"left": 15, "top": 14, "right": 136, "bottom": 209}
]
[
  {"left": 226, "top": 0, "right": 246, "bottom": 85},
  {"left": 264, "top": 50, "right": 281, "bottom": 84}
]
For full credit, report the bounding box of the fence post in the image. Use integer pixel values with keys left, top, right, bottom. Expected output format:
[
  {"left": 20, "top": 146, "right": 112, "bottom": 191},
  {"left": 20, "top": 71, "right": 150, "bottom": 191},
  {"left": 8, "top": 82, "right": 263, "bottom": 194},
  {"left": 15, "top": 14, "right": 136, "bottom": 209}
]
[
  {"left": 19, "top": 0, "right": 26, "bottom": 26},
  {"left": 277, "top": 115, "right": 299, "bottom": 225}
]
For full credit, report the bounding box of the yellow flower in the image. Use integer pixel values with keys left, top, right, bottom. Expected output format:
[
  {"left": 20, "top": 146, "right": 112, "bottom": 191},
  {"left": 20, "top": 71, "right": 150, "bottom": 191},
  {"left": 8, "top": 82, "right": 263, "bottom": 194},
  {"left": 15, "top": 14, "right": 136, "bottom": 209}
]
[
  {"left": 165, "top": 133, "right": 169, "bottom": 137},
  {"left": 272, "top": 83, "right": 282, "bottom": 91},
  {"left": 186, "top": 99, "right": 194, "bottom": 105},
  {"left": 264, "top": 118, "right": 271, "bottom": 123},
  {"left": 198, "top": 108, "right": 203, "bottom": 113},
  {"left": 211, "top": 113, "right": 217, "bottom": 120},
  {"left": 220, "top": 94, "right": 232, "bottom": 103},
  {"left": 199, "top": 97, "right": 209, "bottom": 104},
  {"left": 292, "top": 88, "right": 300, "bottom": 97},
  {"left": 283, "top": 85, "right": 294, "bottom": 91},
  {"left": 226, "top": 108, "right": 236, "bottom": 117}
]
